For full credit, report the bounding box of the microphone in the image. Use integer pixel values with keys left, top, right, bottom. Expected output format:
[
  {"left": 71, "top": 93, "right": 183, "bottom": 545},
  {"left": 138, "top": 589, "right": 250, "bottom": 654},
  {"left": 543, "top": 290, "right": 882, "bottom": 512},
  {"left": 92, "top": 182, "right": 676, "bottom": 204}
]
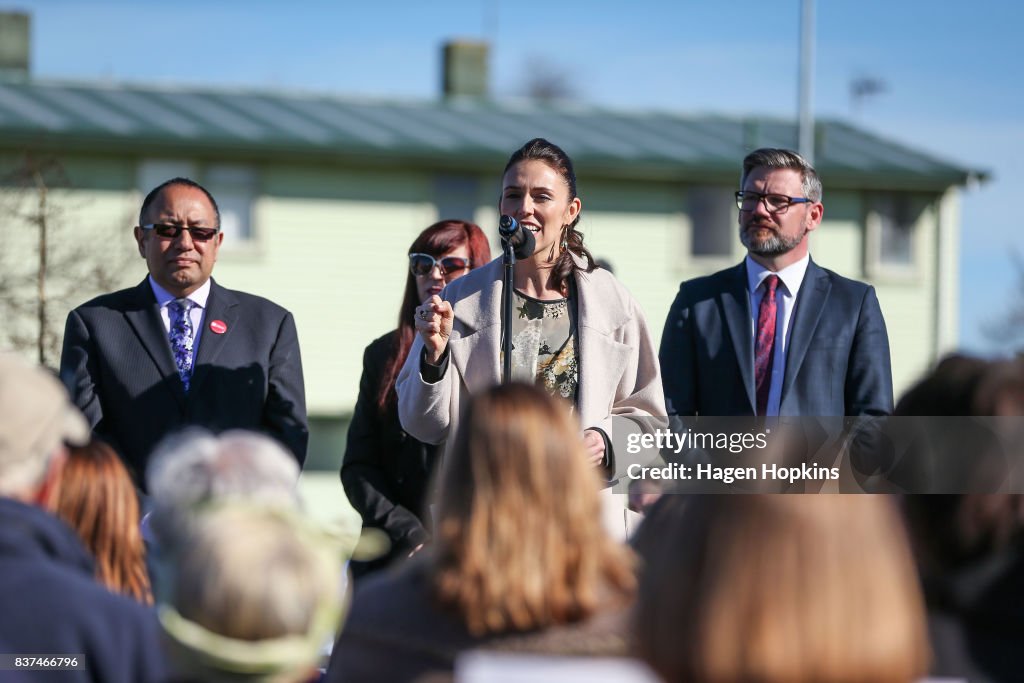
[{"left": 498, "top": 215, "right": 535, "bottom": 259}]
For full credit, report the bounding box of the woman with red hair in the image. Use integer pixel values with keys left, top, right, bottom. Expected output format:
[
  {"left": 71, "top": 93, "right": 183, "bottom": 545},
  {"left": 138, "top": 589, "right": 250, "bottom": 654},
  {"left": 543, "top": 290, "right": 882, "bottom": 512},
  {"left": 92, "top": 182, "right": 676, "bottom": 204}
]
[
  {"left": 47, "top": 439, "right": 153, "bottom": 605},
  {"left": 341, "top": 219, "right": 490, "bottom": 577}
]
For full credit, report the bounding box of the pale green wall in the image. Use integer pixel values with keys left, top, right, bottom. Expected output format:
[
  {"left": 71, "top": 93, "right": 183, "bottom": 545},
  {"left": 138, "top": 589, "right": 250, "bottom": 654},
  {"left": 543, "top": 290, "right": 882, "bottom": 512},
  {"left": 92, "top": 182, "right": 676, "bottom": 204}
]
[{"left": 869, "top": 198, "right": 942, "bottom": 397}]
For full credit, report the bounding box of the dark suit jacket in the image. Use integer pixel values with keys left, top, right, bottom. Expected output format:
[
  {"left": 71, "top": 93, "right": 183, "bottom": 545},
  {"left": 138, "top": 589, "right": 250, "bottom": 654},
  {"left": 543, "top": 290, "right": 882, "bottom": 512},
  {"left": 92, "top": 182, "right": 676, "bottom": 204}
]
[
  {"left": 60, "top": 278, "right": 308, "bottom": 483},
  {"left": 341, "top": 330, "right": 436, "bottom": 574},
  {"left": 659, "top": 259, "right": 893, "bottom": 417}
]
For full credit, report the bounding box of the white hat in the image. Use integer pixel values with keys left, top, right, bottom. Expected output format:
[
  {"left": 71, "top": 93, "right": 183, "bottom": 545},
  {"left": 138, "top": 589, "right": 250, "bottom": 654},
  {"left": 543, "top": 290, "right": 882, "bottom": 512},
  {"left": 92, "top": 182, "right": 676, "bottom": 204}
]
[{"left": 0, "top": 352, "right": 90, "bottom": 470}]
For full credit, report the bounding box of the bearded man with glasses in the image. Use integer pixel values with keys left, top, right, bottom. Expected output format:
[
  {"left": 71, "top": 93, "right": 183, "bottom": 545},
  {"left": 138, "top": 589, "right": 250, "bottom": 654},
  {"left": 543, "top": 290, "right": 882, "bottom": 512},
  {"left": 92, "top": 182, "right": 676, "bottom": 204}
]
[
  {"left": 659, "top": 148, "right": 892, "bottom": 418},
  {"left": 59, "top": 177, "right": 307, "bottom": 486}
]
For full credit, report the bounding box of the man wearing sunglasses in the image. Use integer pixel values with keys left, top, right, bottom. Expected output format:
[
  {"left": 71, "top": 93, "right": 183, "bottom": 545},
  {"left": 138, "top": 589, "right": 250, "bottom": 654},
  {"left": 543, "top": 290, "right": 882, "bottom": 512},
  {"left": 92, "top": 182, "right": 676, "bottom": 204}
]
[
  {"left": 59, "top": 178, "right": 308, "bottom": 486},
  {"left": 659, "top": 148, "right": 892, "bottom": 418}
]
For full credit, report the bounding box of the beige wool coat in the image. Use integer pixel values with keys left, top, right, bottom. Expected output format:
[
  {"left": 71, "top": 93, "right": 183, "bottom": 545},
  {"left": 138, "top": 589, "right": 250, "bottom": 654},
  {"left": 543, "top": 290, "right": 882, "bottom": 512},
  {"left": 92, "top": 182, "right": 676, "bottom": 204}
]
[{"left": 396, "top": 257, "right": 666, "bottom": 488}]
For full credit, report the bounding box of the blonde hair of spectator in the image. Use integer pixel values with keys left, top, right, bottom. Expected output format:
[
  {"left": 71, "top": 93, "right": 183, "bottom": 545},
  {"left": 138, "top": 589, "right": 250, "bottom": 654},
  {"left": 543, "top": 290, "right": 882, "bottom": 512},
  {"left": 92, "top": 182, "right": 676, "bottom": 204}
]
[
  {"left": 430, "top": 382, "right": 635, "bottom": 636},
  {"left": 159, "top": 503, "right": 346, "bottom": 682},
  {"left": 47, "top": 439, "right": 153, "bottom": 604},
  {"left": 635, "top": 495, "right": 928, "bottom": 683}
]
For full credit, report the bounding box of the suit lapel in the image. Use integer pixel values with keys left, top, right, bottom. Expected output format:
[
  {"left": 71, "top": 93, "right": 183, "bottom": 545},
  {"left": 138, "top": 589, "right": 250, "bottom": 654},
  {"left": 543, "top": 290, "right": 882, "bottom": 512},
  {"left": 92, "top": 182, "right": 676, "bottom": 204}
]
[
  {"left": 123, "top": 279, "right": 186, "bottom": 409},
  {"left": 721, "top": 263, "right": 756, "bottom": 413},
  {"left": 450, "top": 327, "right": 501, "bottom": 390},
  {"left": 448, "top": 262, "right": 502, "bottom": 391},
  {"left": 781, "top": 260, "right": 831, "bottom": 404},
  {"left": 575, "top": 269, "right": 631, "bottom": 426},
  {"left": 190, "top": 280, "right": 240, "bottom": 396}
]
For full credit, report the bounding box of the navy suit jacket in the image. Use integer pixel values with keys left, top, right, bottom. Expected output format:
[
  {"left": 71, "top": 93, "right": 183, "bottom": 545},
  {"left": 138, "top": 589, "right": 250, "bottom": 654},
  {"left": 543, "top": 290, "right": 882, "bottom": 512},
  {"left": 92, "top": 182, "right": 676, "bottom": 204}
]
[
  {"left": 60, "top": 278, "right": 308, "bottom": 483},
  {"left": 0, "top": 498, "right": 168, "bottom": 683},
  {"left": 659, "top": 259, "right": 893, "bottom": 417}
]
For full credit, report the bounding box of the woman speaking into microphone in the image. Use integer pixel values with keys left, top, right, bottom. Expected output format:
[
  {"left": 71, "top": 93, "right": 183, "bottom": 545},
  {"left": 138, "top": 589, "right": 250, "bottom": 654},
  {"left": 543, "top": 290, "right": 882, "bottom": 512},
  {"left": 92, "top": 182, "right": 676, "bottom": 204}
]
[{"left": 396, "top": 138, "right": 665, "bottom": 520}]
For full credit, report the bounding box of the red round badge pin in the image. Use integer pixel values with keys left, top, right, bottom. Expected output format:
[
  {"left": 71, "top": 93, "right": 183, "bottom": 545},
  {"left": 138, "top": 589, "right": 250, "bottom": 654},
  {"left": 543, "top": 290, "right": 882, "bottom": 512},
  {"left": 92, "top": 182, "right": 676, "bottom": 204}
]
[{"left": 209, "top": 320, "right": 228, "bottom": 334}]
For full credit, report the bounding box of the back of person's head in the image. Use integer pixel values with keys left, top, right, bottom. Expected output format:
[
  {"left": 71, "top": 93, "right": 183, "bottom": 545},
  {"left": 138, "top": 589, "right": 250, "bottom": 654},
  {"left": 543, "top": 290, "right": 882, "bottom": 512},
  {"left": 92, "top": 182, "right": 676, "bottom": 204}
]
[
  {"left": 894, "top": 353, "right": 991, "bottom": 416},
  {"left": 898, "top": 355, "right": 1024, "bottom": 568},
  {"left": 973, "top": 356, "right": 1024, "bottom": 416},
  {"left": 431, "top": 382, "right": 634, "bottom": 636},
  {"left": 0, "top": 353, "right": 89, "bottom": 498},
  {"left": 146, "top": 429, "right": 301, "bottom": 550},
  {"left": 160, "top": 504, "right": 345, "bottom": 683},
  {"left": 46, "top": 439, "right": 152, "bottom": 604},
  {"left": 634, "top": 495, "right": 928, "bottom": 683}
]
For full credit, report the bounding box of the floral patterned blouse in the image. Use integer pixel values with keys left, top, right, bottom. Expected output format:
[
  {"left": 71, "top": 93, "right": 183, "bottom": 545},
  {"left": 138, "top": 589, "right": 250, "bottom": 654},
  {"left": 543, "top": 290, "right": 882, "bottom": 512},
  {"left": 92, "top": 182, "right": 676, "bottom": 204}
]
[{"left": 507, "top": 289, "right": 578, "bottom": 401}]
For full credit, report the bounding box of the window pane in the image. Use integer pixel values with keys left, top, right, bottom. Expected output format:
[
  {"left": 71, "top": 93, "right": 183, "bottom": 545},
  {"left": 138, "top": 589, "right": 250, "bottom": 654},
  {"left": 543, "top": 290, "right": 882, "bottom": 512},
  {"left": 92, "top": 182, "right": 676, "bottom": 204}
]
[
  {"left": 875, "top": 194, "right": 914, "bottom": 266},
  {"left": 689, "top": 186, "right": 733, "bottom": 257},
  {"left": 138, "top": 160, "right": 196, "bottom": 196},
  {"left": 206, "top": 165, "right": 257, "bottom": 243},
  {"left": 434, "top": 175, "right": 479, "bottom": 224}
]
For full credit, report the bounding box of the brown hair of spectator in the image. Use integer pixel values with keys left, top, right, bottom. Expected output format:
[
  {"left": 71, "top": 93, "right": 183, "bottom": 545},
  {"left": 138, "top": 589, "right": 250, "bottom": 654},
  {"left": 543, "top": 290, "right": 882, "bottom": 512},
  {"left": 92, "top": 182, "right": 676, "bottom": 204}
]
[
  {"left": 430, "top": 382, "right": 635, "bottom": 636},
  {"left": 634, "top": 495, "right": 928, "bottom": 683},
  {"left": 898, "top": 355, "right": 1024, "bottom": 568},
  {"left": 47, "top": 439, "right": 153, "bottom": 605}
]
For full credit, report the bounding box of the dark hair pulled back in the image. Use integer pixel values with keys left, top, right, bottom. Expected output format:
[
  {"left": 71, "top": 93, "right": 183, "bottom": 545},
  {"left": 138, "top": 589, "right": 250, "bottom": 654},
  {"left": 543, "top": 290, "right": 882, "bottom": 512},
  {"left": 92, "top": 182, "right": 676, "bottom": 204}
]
[{"left": 503, "top": 138, "right": 595, "bottom": 293}]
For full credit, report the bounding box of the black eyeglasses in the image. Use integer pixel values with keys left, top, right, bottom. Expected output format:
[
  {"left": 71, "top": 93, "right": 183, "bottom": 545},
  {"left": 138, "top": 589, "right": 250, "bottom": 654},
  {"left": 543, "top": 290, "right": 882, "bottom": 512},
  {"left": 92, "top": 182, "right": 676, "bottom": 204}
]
[
  {"left": 409, "top": 253, "right": 471, "bottom": 277},
  {"left": 735, "top": 191, "right": 812, "bottom": 215},
  {"left": 140, "top": 223, "right": 220, "bottom": 242}
]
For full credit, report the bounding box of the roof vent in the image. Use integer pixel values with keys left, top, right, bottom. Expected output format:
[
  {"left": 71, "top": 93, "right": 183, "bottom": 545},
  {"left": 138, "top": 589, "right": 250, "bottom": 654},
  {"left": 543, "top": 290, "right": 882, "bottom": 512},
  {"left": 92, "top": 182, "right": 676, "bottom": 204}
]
[
  {"left": 442, "top": 40, "right": 488, "bottom": 99},
  {"left": 0, "top": 12, "right": 30, "bottom": 82}
]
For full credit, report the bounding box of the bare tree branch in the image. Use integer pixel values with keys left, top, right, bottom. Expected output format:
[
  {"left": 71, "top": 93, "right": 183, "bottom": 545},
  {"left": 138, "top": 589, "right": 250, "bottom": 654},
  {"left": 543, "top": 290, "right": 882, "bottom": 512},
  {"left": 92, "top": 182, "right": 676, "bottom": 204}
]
[
  {"left": 0, "top": 153, "right": 136, "bottom": 367},
  {"left": 983, "top": 249, "right": 1024, "bottom": 354}
]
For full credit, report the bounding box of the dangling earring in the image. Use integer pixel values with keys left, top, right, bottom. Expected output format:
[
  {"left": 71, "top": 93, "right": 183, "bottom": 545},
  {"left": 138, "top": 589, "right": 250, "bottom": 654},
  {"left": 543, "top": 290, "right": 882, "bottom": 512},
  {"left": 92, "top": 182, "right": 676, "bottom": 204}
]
[{"left": 560, "top": 225, "right": 569, "bottom": 250}]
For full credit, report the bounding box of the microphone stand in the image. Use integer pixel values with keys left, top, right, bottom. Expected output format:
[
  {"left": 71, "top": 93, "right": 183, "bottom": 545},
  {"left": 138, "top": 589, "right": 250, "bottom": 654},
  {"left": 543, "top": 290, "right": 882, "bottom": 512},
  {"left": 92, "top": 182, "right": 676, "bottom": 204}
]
[
  {"left": 501, "top": 236, "right": 515, "bottom": 384},
  {"left": 498, "top": 215, "right": 532, "bottom": 385}
]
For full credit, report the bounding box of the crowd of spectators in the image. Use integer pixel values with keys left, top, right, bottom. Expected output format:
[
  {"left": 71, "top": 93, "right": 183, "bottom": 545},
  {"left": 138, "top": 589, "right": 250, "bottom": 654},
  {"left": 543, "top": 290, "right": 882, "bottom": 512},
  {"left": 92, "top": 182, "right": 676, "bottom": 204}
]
[{"left": 1, "top": 348, "right": 1022, "bottom": 682}]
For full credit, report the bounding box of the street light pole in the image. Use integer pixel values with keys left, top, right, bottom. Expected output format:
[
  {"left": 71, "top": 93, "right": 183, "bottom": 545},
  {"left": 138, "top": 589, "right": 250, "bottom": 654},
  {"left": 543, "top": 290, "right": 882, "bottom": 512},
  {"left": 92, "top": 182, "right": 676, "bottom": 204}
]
[{"left": 797, "top": 0, "right": 815, "bottom": 164}]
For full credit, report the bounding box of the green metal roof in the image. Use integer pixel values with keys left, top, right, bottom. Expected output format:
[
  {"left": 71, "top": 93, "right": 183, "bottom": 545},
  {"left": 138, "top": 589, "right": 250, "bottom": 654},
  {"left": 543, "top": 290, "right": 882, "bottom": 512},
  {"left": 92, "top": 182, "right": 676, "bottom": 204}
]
[{"left": 0, "top": 79, "right": 986, "bottom": 190}]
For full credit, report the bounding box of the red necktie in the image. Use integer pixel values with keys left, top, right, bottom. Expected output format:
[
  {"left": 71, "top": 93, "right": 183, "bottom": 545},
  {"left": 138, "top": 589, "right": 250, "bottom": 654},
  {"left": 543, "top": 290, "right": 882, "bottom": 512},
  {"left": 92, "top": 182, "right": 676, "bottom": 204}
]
[{"left": 754, "top": 275, "right": 779, "bottom": 416}]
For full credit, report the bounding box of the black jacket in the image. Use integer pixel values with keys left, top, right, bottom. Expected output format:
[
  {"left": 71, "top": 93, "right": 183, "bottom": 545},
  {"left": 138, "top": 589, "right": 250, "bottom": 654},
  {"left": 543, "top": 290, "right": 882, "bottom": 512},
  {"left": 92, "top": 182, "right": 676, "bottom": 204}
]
[
  {"left": 341, "top": 331, "right": 438, "bottom": 572},
  {"left": 0, "top": 498, "right": 168, "bottom": 683},
  {"left": 60, "top": 278, "right": 308, "bottom": 485},
  {"left": 923, "top": 543, "right": 1024, "bottom": 683}
]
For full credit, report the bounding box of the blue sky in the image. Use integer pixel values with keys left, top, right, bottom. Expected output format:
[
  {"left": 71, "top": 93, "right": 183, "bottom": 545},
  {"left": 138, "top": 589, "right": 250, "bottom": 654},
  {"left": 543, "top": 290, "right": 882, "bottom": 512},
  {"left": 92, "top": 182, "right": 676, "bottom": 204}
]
[{"left": 11, "top": 0, "right": 1022, "bottom": 354}]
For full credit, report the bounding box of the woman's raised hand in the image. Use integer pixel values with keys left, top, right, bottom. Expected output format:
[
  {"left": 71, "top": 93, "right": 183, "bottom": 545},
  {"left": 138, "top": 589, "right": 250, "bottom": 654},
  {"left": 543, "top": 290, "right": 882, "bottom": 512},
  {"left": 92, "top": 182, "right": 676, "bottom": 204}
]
[{"left": 414, "top": 295, "right": 454, "bottom": 364}]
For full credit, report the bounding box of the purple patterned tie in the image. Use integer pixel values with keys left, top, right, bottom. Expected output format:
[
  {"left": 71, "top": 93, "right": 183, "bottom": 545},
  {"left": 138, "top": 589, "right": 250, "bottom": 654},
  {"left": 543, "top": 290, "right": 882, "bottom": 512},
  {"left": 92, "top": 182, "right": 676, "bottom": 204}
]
[
  {"left": 169, "top": 298, "right": 195, "bottom": 392},
  {"left": 754, "top": 275, "right": 779, "bottom": 416}
]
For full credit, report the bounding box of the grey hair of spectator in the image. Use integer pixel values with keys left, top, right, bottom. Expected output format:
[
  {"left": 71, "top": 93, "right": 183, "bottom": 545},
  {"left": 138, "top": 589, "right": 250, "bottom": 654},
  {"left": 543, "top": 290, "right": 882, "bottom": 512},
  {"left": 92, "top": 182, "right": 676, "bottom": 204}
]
[
  {"left": 159, "top": 504, "right": 345, "bottom": 683},
  {"left": 741, "top": 147, "right": 823, "bottom": 203},
  {"left": 146, "top": 429, "right": 301, "bottom": 547}
]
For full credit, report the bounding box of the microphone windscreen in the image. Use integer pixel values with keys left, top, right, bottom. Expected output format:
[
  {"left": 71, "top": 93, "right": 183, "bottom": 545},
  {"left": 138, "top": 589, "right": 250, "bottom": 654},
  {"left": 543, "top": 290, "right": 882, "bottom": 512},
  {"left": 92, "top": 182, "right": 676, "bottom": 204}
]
[{"left": 513, "top": 228, "right": 535, "bottom": 259}]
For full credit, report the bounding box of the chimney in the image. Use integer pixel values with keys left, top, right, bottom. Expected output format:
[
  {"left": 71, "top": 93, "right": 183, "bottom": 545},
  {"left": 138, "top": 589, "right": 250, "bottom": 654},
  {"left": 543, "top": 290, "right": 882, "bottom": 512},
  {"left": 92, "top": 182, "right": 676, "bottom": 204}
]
[
  {"left": 442, "top": 40, "right": 488, "bottom": 98},
  {"left": 0, "top": 11, "right": 30, "bottom": 82}
]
